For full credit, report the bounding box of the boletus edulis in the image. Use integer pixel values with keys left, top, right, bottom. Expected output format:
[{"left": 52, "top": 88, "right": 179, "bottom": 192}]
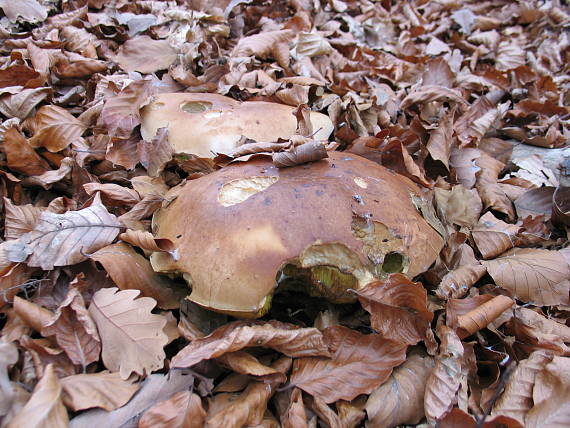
[
  {"left": 140, "top": 93, "right": 334, "bottom": 158},
  {"left": 151, "top": 151, "right": 445, "bottom": 317}
]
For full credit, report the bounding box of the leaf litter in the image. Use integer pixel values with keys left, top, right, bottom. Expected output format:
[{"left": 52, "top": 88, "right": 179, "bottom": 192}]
[{"left": 0, "top": 0, "right": 569, "bottom": 426}]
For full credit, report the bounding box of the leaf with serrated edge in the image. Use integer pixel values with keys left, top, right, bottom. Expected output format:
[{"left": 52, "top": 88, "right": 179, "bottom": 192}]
[
  {"left": 482, "top": 248, "right": 570, "bottom": 306},
  {"left": 6, "top": 193, "right": 121, "bottom": 270},
  {"left": 60, "top": 371, "right": 139, "bottom": 411},
  {"left": 290, "top": 326, "right": 407, "bottom": 403},
  {"left": 88, "top": 287, "right": 168, "bottom": 379},
  {"left": 6, "top": 364, "right": 68, "bottom": 428}
]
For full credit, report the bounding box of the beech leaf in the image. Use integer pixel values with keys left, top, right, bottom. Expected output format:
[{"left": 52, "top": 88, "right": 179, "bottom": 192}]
[
  {"left": 272, "top": 141, "right": 328, "bottom": 168},
  {"left": 88, "top": 287, "right": 168, "bottom": 379},
  {"left": 114, "top": 36, "right": 177, "bottom": 74},
  {"left": 60, "top": 371, "right": 139, "bottom": 412},
  {"left": 6, "top": 364, "right": 68, "bottom": 428},
  {"left": 90, "top": 242, "right": 185, "bottom": 310},
  {"left": 29, "top": 105, "right": 87, "bottom": 152},
  {"left": 139, "top": 390, "right": 206, "bottom": 428},
  {"left": 481, "top": 248, "right": 570, "bottom": 306},
  {"left": 41, "top": 288, "right": 101, "bottom": 367},
  {"left": 289, "top": 325, "right": 407, "bottom": 403},
  {"left": 171, "top": 320, "right": 330, "bottom": 369},
  {"left": 5, "top": 194, "right": 122, "bottom": 270},
  {"left": 366, "top": 351, "right": 435, "bottom": 428}
]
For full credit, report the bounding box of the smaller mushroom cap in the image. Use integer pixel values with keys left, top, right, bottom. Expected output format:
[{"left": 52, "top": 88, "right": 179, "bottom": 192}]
[
  {"left": 151, "top": 152, "right": 444, "bottom": 317},
  {"left": 140, "top": 93, "right": 334, "bottom": 158}
]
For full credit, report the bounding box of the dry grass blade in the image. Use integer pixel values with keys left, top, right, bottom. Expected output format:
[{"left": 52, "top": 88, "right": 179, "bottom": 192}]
[
  {"left": 88, "top": 287, "right": 168, "bottom": 379},
  {"left": 5, "top": 194, "right": 122, "bottom": 270}
]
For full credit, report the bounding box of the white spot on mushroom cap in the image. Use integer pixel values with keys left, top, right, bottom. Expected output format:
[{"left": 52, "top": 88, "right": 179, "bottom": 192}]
[
  {"left": 218, "top": 176, "right": 279, "bottom": 207},
  {"left": 354, "top": 177, "right": 368, "bottom": 188}
]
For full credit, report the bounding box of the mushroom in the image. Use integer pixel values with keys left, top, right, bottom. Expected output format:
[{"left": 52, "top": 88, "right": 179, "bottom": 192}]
[
  {"left": 150, "top": 152, "right": 444, "bottom": 317},
  {"left": 140, "top": 93, "right": 334, "bottom": 158}
]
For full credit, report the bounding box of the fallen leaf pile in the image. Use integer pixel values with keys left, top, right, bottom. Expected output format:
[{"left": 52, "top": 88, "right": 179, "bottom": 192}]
[{"left": 1, "top": 0, "right": 569, "bottom": 427}]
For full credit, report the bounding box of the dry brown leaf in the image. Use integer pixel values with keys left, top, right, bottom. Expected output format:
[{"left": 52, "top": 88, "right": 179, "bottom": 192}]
[
  {"left": 424, "top": 326, "right": 464, "bottom": 422},
  {"left": 366, "top": 351, "right": 435, "bottom": 428},
  {"left": 436, "top": 264, "right": 487, "bottom": 300},
  {"left": 206, "top": 357, "right": 291, "bottom": 428},
  {"left": 552, "top": 185, "right": 570, "bottom": 227},
  {"left": 525, "top": 356, "right": 570, "bottom": 427},
  {"left": 506, "top": 308, "right": 570, "bottom": 355},
  {"left": 482, "top": 248, "right": 570, "bottom": 306},
  {"left": 472, "top": 212, "right": 520, "bottom": 259},
  {"left": 28, "top": 105, "right": 87, "bottom": 152},
  {"left": 435, "top": 185, "right": 483, "bottom": 228},
  {"left": 99, "top": 79, "right": 157, "bottom": 139},
  {"left": 0, "top": 340, "right": 19, "bottom": 419},
  {"left": 514, "top": 187, "right": 555, "bottom": 221},
  {"left": 426, "top": 108, "right": 454, "bottom": 168},
  {"left": 6, "top": 364, "right": 68, "bottom": 428},
  {"left": 41, "top": 288, "right": 101, "bottom": 367},
  {"left": 356, "top": 274, "right": 433, "bottom": 345},
  {"left": 82, "top": 183, "right": 141, "bottom": 207},
  {"left": 475, "top": 152, "right": 515, "bottom": 219},
  {"left": 217, "top": 351, "right": 280, "bottom": 378},
  {"left": 114, "top": 36, "right": 177, "bottom": 74},
  {"left": 290, "top": 325, "right": 407, "bottom": 403},
  {"left": 492, "top": 350, "right": 553, "bottom": 424},
  {"left": 400, "top": 85, "right": 467, "bottom": 110},
  {"left": 0, "top": 0, "right": 47, "bottom": 23},
  {"left": 90, "top": 242, "right": 184, "bottom": 310},
  {"left": 118, "top": 194, "right": 164, "bottom": 226},
  {"left": 118, "top": 229, "right": 176, "bottom": 256},
  {"left": 272, "top": 141, "right": 328, "bottom": 168},
  {"left": 5, "top": 194, "right": 122, "bottom": 270},
  {"left": 280, "top": 388, "right": 307, "bottom": 428},
  {"left": 171, "top": 321, "right": 330, "bottom": 369},
  {"left": 60, "top": 371, "right": 139, "bottom": 412},
  {"left": 12, "top": 296, "right": 54, "bottom": 334},
  {"left": 2, "top": 127, "right": 51, "bottom": 176},
  {"left": 69, "top": 370, "right": 196, "bottom": 427},
  {"left": 3, "top": 197, "right": 44, "bottom": 240},
  {"left": 450, "top": 147, "right": 481, "bottom": 189},
  {"left": 232, "top": 30, "right": 294, "bottom": 59},
  {"left": 137, "top": 127, "right": 173, "bottom": 177},
  {"left": 22, "top": 157, "right": 75, "bottom": 189},
  {"left": 446, "top": 295, "right": 494, "bottom": 330},
  {"left": 88, "top": 287, "right": 168, "bottom": 379},
  {"left": 455, "top": 295, "right": 514, "bottom": 339},
  {"left": 139, "top": 390, "right": 206, "bottom": 428}
]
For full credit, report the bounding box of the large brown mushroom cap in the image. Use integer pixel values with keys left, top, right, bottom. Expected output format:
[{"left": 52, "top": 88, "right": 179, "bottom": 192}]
[
  {"left": 151, "top": 152, "right": 444, "bottom": 317},
  {"left": 140, "top": 93, "right": 334, "bottom": 158}
]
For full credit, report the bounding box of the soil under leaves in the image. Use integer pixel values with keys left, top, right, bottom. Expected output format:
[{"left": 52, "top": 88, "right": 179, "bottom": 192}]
[{"left": 1, "top": 0, "right": 570, "bottom": 427}]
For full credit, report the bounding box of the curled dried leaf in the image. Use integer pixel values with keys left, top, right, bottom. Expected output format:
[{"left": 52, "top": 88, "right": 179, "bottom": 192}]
[
  {"left": 272, "top": 141, "right": 328, "bottom": 168},
  {"left": 456, "top": 295, "right": 514, "bottom": 339},
  {"left": 119, "top": 229, "right": 177, "bottom": 258}
]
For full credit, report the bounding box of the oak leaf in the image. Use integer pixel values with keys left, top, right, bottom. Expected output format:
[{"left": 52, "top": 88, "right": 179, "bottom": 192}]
[
  {"left": 88, "top": 287, "right": 168, "bottom": 379},
  {"left": 289, "top": 326, "right": 407, "bottom": 403}
]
